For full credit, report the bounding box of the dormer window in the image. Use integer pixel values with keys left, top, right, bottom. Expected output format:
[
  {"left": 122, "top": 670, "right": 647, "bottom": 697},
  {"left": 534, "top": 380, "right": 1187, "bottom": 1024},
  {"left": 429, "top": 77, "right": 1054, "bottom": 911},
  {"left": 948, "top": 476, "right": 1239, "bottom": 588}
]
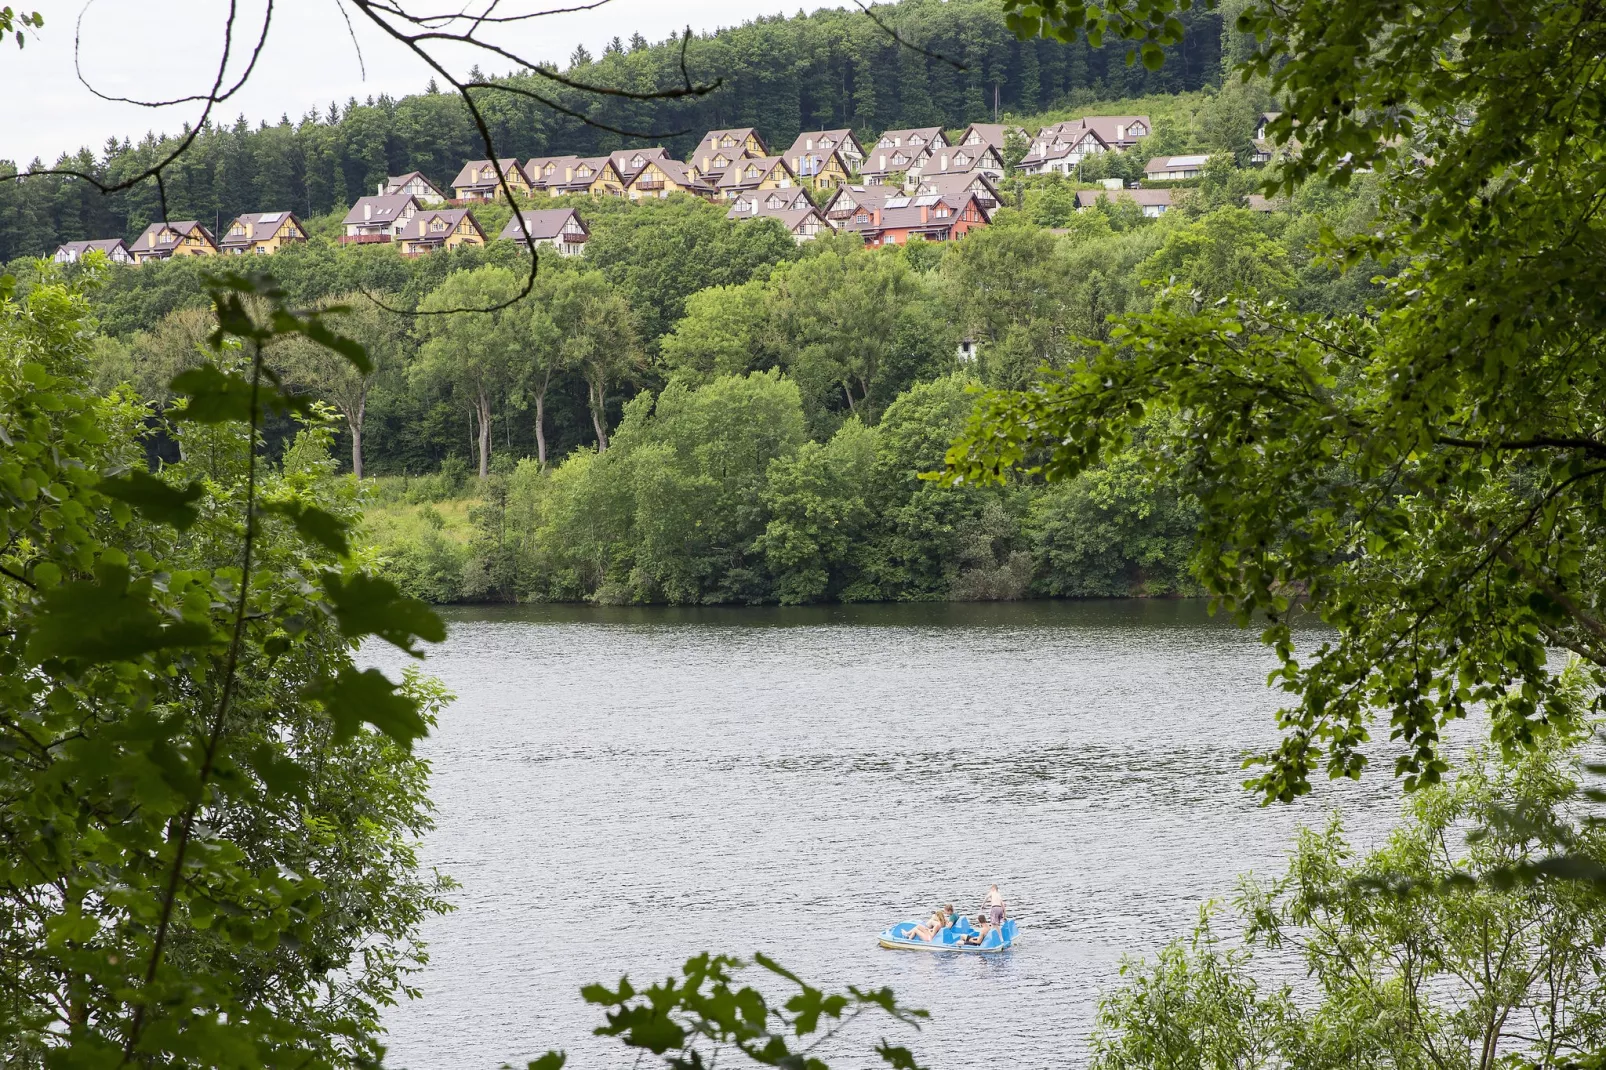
[
  {"left": 577, "top": 165, "right": 591, "bottom": 177},
  {"left": 430, "top": 218, "right": 447, "bottom": 232},
  {"left": 746, "top": 165, "right": 760, "bottom": 179},
  {"left": 821, "top": 138, "right": 834, "bottom": 148},
  {"left": 955, "top": 152, "right": 970, "bottom": 165},
  {"left": 878, "top": 137, "right": 893, "bottom": 147},
  {"left": 933, "top": 206, "right": 950, "bottom": 218},
  {"left": 721, "top": 135, "right": 735, "bottom": 147}
]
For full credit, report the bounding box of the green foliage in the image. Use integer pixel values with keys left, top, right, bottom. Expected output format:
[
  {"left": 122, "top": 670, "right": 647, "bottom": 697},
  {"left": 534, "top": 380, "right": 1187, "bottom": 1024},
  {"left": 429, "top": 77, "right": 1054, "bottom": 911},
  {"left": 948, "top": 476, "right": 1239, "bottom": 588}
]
[
  {"left": 1094, "top": 725, "right": 1606, "bottom": 1070},
  {"left": 578, "top": 952, "right": 928, "bottom": 1070},
  {"left": 0, "top": 269, "right": 451, "bottom": 1066},
  {"left": 954, "top": 0, "right": 1606, "bottom": 803}
]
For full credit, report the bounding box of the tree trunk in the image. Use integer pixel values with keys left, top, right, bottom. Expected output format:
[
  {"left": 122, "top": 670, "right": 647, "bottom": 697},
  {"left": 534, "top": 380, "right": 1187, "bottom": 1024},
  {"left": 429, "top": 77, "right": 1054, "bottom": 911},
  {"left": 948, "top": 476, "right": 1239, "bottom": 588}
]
[
  {"left": 589, "top": 377, "right": 609, "bottom": 452},
  {"left": 533, "top": 367, "right": 551, "bottom": 467},
  {"left": 476, "top": 391, "right": 492, "bottom": 478},
  {"left": 348, "top": 389, "right": 366, "bottom": 480}
]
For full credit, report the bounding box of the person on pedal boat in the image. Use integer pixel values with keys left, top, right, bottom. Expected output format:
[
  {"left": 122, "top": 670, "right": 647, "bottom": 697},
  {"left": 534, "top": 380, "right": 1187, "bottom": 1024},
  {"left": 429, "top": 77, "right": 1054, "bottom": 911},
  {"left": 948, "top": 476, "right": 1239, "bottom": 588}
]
[{"left": 909, "top": 904, "right": 953, "bottom": 941}]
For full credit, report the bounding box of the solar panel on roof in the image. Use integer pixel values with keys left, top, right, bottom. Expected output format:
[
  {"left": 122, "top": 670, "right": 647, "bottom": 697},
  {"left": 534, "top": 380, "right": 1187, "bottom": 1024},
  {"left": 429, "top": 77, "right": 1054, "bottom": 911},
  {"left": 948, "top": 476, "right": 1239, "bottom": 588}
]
[
  {"left": 884, "top": 197, "right": 910, "bottom": 208},
  {"left": 259, "top": 211, "right": 283, "bottom": 223},
  {"left": 911, "top": 195, "right": 940, "bottom": 206}
]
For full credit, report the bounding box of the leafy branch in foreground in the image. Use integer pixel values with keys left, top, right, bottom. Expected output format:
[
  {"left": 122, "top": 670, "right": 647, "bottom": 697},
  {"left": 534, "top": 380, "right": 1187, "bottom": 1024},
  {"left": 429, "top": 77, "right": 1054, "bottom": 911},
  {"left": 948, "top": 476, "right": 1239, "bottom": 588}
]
[{"left": 957, "top": 0, "right": 1606, "bottom": 802}]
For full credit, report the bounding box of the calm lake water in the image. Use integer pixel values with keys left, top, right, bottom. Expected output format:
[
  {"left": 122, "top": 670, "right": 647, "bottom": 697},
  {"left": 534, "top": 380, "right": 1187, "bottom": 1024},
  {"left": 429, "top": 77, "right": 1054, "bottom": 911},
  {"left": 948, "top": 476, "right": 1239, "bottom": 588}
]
[{"left": 368, "top": 600, "right": 1413, "bottom": 1069}]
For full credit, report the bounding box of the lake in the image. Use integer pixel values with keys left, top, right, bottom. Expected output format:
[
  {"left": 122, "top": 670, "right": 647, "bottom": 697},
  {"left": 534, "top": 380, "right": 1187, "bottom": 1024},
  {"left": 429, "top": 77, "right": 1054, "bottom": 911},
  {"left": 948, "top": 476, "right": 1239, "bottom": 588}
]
[{"left": 369, "top": 600, "right": 1412, "bottom": 1069}]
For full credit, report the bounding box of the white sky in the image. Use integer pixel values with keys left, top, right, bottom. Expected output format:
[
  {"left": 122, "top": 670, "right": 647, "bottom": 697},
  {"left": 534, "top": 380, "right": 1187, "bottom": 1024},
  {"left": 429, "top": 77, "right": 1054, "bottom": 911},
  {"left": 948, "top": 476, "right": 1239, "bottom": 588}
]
[{"left": 2, "top": 0, "right": 842, "bottom": 165}]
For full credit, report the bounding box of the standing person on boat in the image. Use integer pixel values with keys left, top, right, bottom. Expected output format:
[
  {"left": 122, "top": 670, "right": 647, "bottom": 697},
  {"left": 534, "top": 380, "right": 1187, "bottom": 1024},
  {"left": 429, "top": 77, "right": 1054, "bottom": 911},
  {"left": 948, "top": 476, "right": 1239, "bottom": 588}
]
[{"left": 983, "top": 884, "right": 1006, "bottom": 928}]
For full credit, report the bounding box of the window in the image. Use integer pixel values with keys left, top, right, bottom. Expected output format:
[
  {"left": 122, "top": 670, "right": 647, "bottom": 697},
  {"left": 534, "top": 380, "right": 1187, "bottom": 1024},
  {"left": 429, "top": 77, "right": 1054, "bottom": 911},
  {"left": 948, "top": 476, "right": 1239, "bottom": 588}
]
[
  {"left": 933, "top": 206, "right": 949, "bottom": 218},
  {"left": 721, "top": 136, "right": 735, "bottom": 147}
]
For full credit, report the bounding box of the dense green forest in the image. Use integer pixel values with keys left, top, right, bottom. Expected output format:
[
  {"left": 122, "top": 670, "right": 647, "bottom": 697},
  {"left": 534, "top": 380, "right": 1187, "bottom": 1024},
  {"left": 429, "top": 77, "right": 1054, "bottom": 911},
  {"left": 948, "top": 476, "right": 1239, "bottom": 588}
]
[
  {"left": 8, "top": 86, "right": 1372, "bottom": 606},
  {"left": 0, "top": 0, "right": 1233, "bottom": 260}
]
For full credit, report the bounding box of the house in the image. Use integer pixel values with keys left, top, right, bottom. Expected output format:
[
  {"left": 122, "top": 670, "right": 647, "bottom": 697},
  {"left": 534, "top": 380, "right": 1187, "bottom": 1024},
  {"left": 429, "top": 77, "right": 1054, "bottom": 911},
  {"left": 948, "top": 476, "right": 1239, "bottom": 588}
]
[
  {"left": 394, "top": 208, "right": 486, "bottom": 256},
  {"left": 916, "top": 143, "right": 1006, "bottom": 181},
  {"left": 1018, "top": 125, "right": 1109, "bottom": 175},
  {"left": 52, "top": 238, "right": 132, "bottom": 265},
  {"left": 820, "top": 183, "right": 899, "bottom": 227},
  {"left": 609, "top": 147, "right": 670, "bottom": 184},
  {"left": 728, "top": 187, "right": 815, "bottom": 217},
  {"left": 861, "top": 127, "right": 949, "bottom": 185},
  {"left": 129, "top": 221, "right": 218, "bottom": 263},
  {"left": 692, "top": 128, "right": 769, "bottom": 180},
  {"left": 499, "top": 208, "right": 588, "bottom": 255},
  {"left": 956, "top": 123, "right": 1028, "bottom": 152},
  {"left": 378, "top": 171, "right": 447, "bottom": 204},
  {"left": 450, "top": 158, "right": 532, "bottom": 201},
  {"left": 917, "top": 171, "right": 1002, "bottom": 212},
  {"left": 1075, "top": 188, "right": 1174, "bottom": 217},
  {"left": 1072, "top": 115, "right": 1152, "bottom": 150},
  {"left": 340, "top": 194, "right": 420, "bottom": 244},
  {"left": 1145, "top": 154, "right": 1210, "bottom": 181},
  {"left": 726, "top": 200, "right": 829, "bottom": 243},
  {"left": 218, "top": 211, "right": 306, "bottom": 255},
  {"left": 785, "top": 129, "right": 864, "bottom": 187},
  {"left": 626, "top": 157, "right": 714, "bottom": 200},
  {"left": 1250, "top": 112, "right": 1283, "bottom": 164},
  {"left": 839, "top": 189, "right": 991, "bottom": 247},
  {"left": 540, "top": 157, "right": 627, "bottom": 197},
  {"left": 716, "top": 155, "right": 798, "bottom": 199},
  {"left": 525, "top": 155, "right": 578, "bottom": 190}
]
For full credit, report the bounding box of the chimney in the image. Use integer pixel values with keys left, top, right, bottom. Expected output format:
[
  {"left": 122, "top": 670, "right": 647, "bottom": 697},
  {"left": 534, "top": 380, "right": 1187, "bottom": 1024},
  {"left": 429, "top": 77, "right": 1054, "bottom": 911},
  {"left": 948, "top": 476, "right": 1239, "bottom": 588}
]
[
  {"left": 364, "top": 202, "right": 372, "bottom": 220},
  {"left": 377, "top": 181, "right": 384, "bottom": 195},
  {"left": 919, "top": 204, "right": 928, "bottom": 223}
]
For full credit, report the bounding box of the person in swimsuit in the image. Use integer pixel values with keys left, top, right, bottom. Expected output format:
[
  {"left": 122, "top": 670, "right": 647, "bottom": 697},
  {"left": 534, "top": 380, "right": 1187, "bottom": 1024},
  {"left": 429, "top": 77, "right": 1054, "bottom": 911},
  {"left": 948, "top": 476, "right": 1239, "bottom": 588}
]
[
  {"left": 964, "top": 886, "right": 1006, "bottom": 945},
  {"left": 909, "top": 904, "right": 953, "bottom": 941}
]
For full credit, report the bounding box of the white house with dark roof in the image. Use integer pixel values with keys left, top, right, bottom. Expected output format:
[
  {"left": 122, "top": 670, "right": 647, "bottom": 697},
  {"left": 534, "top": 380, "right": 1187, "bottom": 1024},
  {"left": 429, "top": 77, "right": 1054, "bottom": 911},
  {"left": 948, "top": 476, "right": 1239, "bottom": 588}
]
[
  {"left": 53, "top": 238, "right": 132, "bottom": 265},
  {"left": 341, "top": 194, "right": 421, "bottom": 244},
  {"left": 379, "top": 172, "right": 447, "bottom": 204},
  {"left": 499, "top": 208, "right": 588, "bottom": 256}
]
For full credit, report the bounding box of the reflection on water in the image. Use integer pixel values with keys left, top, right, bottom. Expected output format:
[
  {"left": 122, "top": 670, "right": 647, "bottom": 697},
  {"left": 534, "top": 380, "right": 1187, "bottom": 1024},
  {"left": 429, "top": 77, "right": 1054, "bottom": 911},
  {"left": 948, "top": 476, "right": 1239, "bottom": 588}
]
[{"left": 369, "top": 600, "right": 1407, "bottom": 1069}]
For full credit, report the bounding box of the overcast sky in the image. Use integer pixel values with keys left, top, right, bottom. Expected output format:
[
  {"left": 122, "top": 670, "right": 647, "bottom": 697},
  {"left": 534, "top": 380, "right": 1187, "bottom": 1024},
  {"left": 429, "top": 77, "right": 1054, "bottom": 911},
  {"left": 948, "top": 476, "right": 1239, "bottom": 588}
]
[{"left": 2, "top": 0, "right": 841, "bottom": 165}]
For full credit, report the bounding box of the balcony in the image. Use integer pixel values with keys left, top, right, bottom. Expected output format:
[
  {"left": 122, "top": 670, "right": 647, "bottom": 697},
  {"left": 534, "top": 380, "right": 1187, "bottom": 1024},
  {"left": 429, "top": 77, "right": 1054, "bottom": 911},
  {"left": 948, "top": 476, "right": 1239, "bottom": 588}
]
[
  {"left": 634, "top": 179, "right": 666, "bottom": 191},
  {"left": 339, "top": 234, "right": 393, "bottom": 245}
]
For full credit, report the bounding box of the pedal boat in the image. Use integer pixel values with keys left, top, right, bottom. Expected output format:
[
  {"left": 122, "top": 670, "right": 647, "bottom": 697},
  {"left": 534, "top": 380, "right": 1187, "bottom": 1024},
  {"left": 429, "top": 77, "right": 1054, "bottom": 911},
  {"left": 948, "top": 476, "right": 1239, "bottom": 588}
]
[{"left": 878, "top": 916, "right": 1017, "bottom": 953}]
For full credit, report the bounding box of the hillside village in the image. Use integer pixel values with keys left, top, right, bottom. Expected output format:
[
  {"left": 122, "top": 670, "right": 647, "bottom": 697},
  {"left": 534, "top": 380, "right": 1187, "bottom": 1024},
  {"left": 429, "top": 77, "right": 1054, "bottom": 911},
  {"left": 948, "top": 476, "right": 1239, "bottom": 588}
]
[{"left": 49, "top": 112, "right": 1282, "bottom": 266}]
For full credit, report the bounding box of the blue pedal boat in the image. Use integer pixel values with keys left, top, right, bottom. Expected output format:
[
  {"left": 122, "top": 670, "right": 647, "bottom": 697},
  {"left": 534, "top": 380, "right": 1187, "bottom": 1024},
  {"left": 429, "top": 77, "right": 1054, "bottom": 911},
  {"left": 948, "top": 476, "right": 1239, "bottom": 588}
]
[{"left": 878, "top": 915, "right": 1018, "bottom": 953}]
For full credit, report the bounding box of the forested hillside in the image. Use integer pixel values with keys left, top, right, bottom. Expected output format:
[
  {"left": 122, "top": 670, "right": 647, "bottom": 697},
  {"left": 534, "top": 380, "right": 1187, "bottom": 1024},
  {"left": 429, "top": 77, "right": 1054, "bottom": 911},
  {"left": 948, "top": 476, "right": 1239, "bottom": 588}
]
[{"left": 0, "top": 0, "right": 1230, "bottom": 260}]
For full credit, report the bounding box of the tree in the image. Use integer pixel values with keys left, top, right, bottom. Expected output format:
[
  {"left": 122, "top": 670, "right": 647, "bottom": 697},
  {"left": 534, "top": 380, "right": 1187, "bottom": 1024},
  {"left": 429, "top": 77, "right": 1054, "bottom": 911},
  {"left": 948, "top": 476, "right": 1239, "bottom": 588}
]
[
  {"left": 955, "top": 0, "right": 1606, "bottom": 802},
  {"left": 1092, "top": 708, "right": 1606, "bottom": 1070},
  {"left": 513, "top": 272, "right": 570, "bottom": 467},
  {"left": 415, "top": 265, "right": 525, "bottom": 478},
  {"left": 548, "top": 269, "right": 641, "bottom": 452},
  {"left": 281, "top": 291, "right": 405, "bottom": 478},
  {"left": 1002, "top": 126, "right": 1031, "bottom": 173},
  {"left": 0, "top": 268, "right": 449, "bottom": 1067}
]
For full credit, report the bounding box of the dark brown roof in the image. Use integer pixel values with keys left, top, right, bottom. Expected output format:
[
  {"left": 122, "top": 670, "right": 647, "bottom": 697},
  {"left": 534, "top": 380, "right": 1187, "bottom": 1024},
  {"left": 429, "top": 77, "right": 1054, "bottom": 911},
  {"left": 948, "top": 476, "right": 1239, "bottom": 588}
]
[
  {"left": 396, "top": 208, "right": 484, "bottom": 243},
  {"left": 218, "top": 211, "right": 304, "bottom": 248},
  {"left": 451, "top": 158, "right": 528, "bottom": 191},
  {"left": 342, "top": 194, "right": 420, "bottom": 227}
]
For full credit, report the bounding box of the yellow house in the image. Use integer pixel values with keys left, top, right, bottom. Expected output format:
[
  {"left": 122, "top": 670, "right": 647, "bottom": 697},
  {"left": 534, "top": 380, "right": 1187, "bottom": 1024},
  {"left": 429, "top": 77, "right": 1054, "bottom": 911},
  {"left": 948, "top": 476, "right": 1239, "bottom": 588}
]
[
  {"left": 784, "top": 132, "right": 857, "bottom": 189},
  {"left": 218, "top": 211, "right": 307, "bottom": 255},
  {"left": 543, "top": 157, "right": 627, "bottom": 197},
  {"left": 692, "top": 128, "right": 768, "bottom": 180},
  {"left": 716, "top": 156, "right": 799, "bottom": 200},
  {"left": 626, "top": 158, "right": 715, "bottom": 200},
  {"left": 450, "top": 158, "right": 532, "bottom": 201},
  {"left": 395, "top": 208, "right": 487, "bottom": 256},
  {"left": 128, "top": 220, "right": 218, "bottom": 263}
]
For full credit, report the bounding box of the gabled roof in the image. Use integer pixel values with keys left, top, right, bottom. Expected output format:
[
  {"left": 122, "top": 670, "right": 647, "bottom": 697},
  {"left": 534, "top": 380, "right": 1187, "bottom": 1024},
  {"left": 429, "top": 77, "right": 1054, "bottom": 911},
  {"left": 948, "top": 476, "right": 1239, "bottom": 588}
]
[
  {"left": 633, "top": 157, "right": 714, "bottom": 193},
  {"left": 841, "top": 189, "right": 989, "bottom": 236},
  {"left": 396, "top": 208, "right": 484, "bottom": 242},
  {"left": 785, "top": 129, "right": 865, "bottom": 160},
  {"left": 717, "top": 155, "right": 796, "bottom": 190},
  {"left": 957, "top": 123, "right": 1027, "bottom": 150},
  {"left": 55, "top": 238, "right": 130, "bottom": 258},
  {"left": 821, "top": 183, "right": 900, "bottom": 215},
  {"left": 1072, "top": 115, "right": 1152, "bottom": 145},
  {"left": 218, "top": 211, "right": 303, "bottom": 248},
  {"left": 699, "top": 127, "right": 768, "bottom": 154},
  {"left": 609, "top": 146, "right": 670, "bottom": 179},
  {"left": 525, "top": 155, "right": 581, "bottom": 185},
  {"left": 872, "top": 126, "right": 948, "bottom": 149},
  {"left": 384, "top": 171, "right": 446, "bottom": 198},
  {"left": 342, "top": 194, "right": 420, "bottom": 226},
  {"left": 450, "top": 158, "right": 528, "bottom": 190},
  {"left": 499, "top": 208, "right": 586, "bottom": 243},
  {"left": 129, "top": 220, "right": 216, "bottom": 254},
  {"left": 546, "top": 156, "right": 625, "bottom": 191},
  {"left": 919, "top": 144, "right": 1004, "bottom": 177},
  {"left": 917, "top": 171, "right": 1001, "bottom": 200}
]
